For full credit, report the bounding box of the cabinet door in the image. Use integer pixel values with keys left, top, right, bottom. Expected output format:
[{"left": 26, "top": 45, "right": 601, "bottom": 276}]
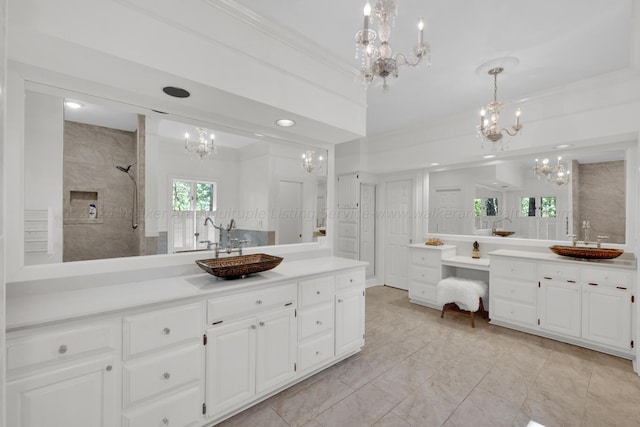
[
  {"left": 7, "top": 354, "right": 117, "bottom": 427},
  {"left": 205, "top": 317, "right": 256, "bottom": 415},
  {"left": 539, "top": 280, "right": 581, "bottom": 337},
  {"left": 255, "top": 307, "right": 297, "bottom": 394},
  {"left": 335, "top": 288, "right": 365, "bottom": 356},
  {"left": 583, "top": 285, "right": 632, "bottom": 350}
]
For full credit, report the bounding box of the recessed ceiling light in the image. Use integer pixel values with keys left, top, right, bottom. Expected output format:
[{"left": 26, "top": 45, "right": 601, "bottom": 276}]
[
  {"left": 276, "top": 119, "right": 295, "bottom": 127},
  {"left": 162, "top": 86, "right": 190, "bottom": 98},
  {"left": 64, "top": 100, "right": 83, "bottom": 109},
  {"left": 553, "top": 144, "right": 573, "bottom": 149},
  {"left": 483, "top": 154, "right": 496, "bottom": 159},
  {"left": 430, "top": 162, "right": 440, "bottom": 166}
]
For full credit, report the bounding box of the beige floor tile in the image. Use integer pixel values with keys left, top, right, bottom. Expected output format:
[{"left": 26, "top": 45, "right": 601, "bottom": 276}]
[
  {"left": 447, "top": 388, "right": 521, "bottom": 427},
  {"left": 582, "top": 395, "right": 640, "bottom": 427},
  {"left": 335, "top": 349, "right": 396, "bottom": 389},
  {"left": 313, "top": 383, "right": 401, "bottom": 427},
  {"left": 271, "top": 374, "right": 354, "bottom": 427},
  {"left": 476, "top": 362, "right": 531, "bottom": 406},
  {"left": 371, "top": 357, "right": 438, "bottom": 400},
  {"left": 430, "top": 355, "right": 491, "bottom": 402},
  {"left": 391, "top": 379, "right": 461, "bottom": 426},
  {"left": 520, "top": 395, "right": 585, "bottom": 427},
  {"left": 373, "top": 412, "right": 413, "bottom": 427},
  {"left": 217, "top": 404, "right": 288, "bottom": 427}
]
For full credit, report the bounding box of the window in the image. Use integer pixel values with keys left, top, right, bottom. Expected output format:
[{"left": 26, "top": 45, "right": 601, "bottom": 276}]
[
  {"left": 520, "top": 196, "right": 556, "bottom": 218},
  {"left": 474, "top": 197, "right": 499, "bottom": 217},
  {"left": 474, "top": 198, "right": 482, "bottom": 217},
  {"left": 171, "top": 179, "right": 217, "bottom": 251},
  {"left": 485, "top": 197, "right": 498, "bottom": 216}
]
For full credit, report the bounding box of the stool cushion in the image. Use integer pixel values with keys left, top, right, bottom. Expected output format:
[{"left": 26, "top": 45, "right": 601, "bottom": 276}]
[{"left": 437, "top": 277, "right": 488, "bottom": 312}]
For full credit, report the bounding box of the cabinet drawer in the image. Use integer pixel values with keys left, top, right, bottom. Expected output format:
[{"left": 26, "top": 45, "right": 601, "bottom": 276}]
[
  {"left": 124, "top": 303, "right": 203, "bottom": 359},
  {"left": 7, "top": 322, "right": 116, "bottom": 371},
  {"left": 411, "top": 265, "right": 440, "bottom": 284},
  {"left": 582, "top": 268, "right": 632, "bottom": 288},
  {"left": 123, "top": 385, "right": 202, "bottom": 427},
  {"left": 491, "top": 278, "right": 537, "bottom": 305},
  {"left": 410, "top": 250, "right": 440, "bottom": 267},
  {"left": 491, "top": 258, "right": 536, "bottom": 279},
  {"left": 409, "top": 282, "right": 437, "bottom": 304},
  {"left": 336, "top": 269, "right": 365, "bottom": 290},
  {"left": 491, "top": 298, "right": 537, "bottom": 327},
  {"left": 298, "top": 332, "right": 334, "bottom": 372},
  {"left": 539, "top": 263, "right": 579, "bottom": 283},
  {"left": 299, "top": 276, "right": 335, "bottom": 307},
  {"left": 299, "top": 304, "right": 334, "bottom": 339},
  {"left": 123, "top": 343, "right": 202, "bottom": 407},
  {"left": 208, "top": 283, "right": 296, "bottom": 324}
]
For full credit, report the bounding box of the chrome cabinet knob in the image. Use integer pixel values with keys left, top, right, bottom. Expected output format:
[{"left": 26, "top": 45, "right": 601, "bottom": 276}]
[
  {"left": 58, "top": 344, "right": 68, "bottom": 354},
  {"left": 106, "top": 365, "right": 112, "bottom": 371},
  {"left": 251, "top": 324, "right": 257, "bottom": 329},
  {"left": 316, "top": 291, "right": 320, "bottom": 295},
  {"left": 163, "top": 327, "right": 171, "bottom": 335},
  {"left": 162, "top": 417, "right": 169, "bottom": 425},
  {"left": 316, "top": 320, "right": 323, "bottom": 325},
  {"left": 163, "top": 372, "right": 171, "bottom": 380},
  {"left": 256, "top": 300, "right": 262, "bottom": 305},
  {"left": 259, "top": 321, "right": 265, "bottom": 327}
]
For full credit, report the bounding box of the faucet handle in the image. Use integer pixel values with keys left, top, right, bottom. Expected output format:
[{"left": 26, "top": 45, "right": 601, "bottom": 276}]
[{"left": 596, "top": 235, "right": 609, "bottom": 248}]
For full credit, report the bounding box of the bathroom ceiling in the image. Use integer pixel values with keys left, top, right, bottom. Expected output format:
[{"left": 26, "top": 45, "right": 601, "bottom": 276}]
[{"left": 233, "top": 0, "right": 635, "bottom": 138}]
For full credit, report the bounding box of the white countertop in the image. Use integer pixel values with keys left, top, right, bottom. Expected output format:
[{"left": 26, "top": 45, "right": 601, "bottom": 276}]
[
  {"left": 408, "top": 243, "right": 457, "bottom": 250},
  {"left": 7, "top": 256, "right": 367, "bottom": 331},
  {"left": 489, "top": 249, "right": 637, "bottom": 270},
  {"left": 441, "top": 256, "right": 490, "bottom": 271}
]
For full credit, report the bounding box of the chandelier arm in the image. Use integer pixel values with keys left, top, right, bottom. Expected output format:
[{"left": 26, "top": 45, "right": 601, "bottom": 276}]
[
  {"left": 501, "top": 128, "right": 520, "bottom": 137},
  {"left": 394, "top": 52, "right": 423, "bottom": 68}
]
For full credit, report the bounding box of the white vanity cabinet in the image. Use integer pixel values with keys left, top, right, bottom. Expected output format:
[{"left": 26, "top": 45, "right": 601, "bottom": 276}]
[
  {"left": 297, "top": 274, "right": 335, "bottom": 373},
  {"left": 408, "top": 244, "right": 456, "bottom": 308},
  {"left": 205, "top": 283, "right": 297, "bottom": 417},
  {"left": 335, "top": 269, "right": 366, "bottom": 356},
  {"left": 538, "top": 263, "right": 581, "bottom": 338},
  {"left": 582, "top": 267, "right": 633, "bottom": 351},
  {"left": 6, "top": 320, "right": 120, "bottom": 427},
  {"left": 122, "top": 302, "right": 206, "bottom": 427},
  {"left": 489, "top": 258, "right": 538, "bottom": 328}
]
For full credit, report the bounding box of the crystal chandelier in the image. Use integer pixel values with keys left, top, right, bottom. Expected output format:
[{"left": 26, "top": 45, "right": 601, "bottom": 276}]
[
  {"left": 184, "top": 127, "right": 216, "bottom": 160},
  {"left": 355, "top": 0, "right": 430, "bottom": 91},
  {"left": 533, "top": 156, "right": 570, "bottom": 186},
  {"left": 478, "top": 67, "right": 522, "bottom": 149},
  {"left": 301, "top": 151, "right": 323, "bottom": 173}
]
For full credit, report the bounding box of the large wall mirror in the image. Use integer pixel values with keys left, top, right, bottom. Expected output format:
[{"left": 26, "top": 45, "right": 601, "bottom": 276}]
[
  {"left": 428, "top": 145, "right": 631, "bottom": 244},
  {"left": 23, "top": 83, "right": 328, "bottom": 265}
]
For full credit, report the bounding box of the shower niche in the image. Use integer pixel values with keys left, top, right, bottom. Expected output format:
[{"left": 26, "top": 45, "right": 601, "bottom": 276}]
[{"left": 64, "top": 188, "right": 103, "bottom": 224}]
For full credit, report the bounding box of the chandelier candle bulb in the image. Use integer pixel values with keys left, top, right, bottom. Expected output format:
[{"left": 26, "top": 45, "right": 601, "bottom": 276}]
[
  {"left": 363, "top": 2, "right": 371, "bottom": 43},
  {"left": 418, "top": 17, "right": 424, "bottom": 44}
]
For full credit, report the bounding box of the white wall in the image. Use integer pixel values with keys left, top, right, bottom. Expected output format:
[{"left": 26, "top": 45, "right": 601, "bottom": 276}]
[{"left": 0, "top": 0, "right": 7, "bottom": 423}]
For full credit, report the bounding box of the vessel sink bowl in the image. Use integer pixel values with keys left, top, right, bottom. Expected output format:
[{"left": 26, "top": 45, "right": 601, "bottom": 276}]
[
  {"left": 549, "top": 245, "right": 624, "bottom": 260},
  {"left": 493, "top": 230, "right": 515, "bottom": 237},
  {"left": 196, "top": 253, "right": 283, "bottom": 279}
]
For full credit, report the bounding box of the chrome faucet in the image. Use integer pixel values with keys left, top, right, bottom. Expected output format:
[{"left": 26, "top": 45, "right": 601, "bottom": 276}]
[
  {"left": 491, "top": 217, "right": 512, "bottom": 234},
  {"left": 204, "top": 217, "right": 245, "bottom": 258}
]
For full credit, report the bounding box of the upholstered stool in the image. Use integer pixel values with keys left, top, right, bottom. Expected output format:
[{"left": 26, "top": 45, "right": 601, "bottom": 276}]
[{"left": 437, "top": 277, "right": 488, "bottom": 328}]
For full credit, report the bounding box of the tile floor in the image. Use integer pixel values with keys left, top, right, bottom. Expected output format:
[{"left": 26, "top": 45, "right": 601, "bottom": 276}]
[{"left": 219, "top": 285, "right": 640, "bottom": 427}]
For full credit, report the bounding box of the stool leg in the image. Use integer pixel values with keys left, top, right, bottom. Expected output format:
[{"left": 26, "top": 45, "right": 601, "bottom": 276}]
[
  {"left": 470, "top": 310, "right": 475, "bottom": 328},
  {"left": 479, "top": 297, "right": 488, "bottom": 319},
  {"left": 440, "top": 304, "right": 446, "bottom": 319}
]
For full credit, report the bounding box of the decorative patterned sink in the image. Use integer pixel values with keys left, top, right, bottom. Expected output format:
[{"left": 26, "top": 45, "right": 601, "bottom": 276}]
[
  {"left": 549, "top": 245, "right": 624, "bottom": 260},
  {"left": 493, "top": 230, "right": 515, "bottom": 237},
  {"left": 196, "top": 254, "right": 283, "bottom": 279}
]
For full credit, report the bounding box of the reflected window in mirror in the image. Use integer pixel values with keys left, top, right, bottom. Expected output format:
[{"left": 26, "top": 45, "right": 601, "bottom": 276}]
[
  {"left": 485, "top": 198, "right": 499, "bottom": 216},
  {"left": 171, "top": 179, "right": 217, "bottom": 252},
  {"left": 541, "top": 197, "right": 557, "bottom": 218},
  {"left": 521, "top": 197, "right": 536, "bottom": 217}
]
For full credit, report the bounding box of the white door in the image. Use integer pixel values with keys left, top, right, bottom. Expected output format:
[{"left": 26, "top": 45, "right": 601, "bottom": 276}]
[
  {"left": 335, "top": 288, "right": 365, "bottom": 356},
  {"left": 583, "top": 286, "right": 632, "bottom": 350},
  {"left": 255, "top": 307, "right": 296, "bottom": 394},
  {"left": 7, "top": 354, "right": 116, "bottom": 427},
  {"left": 384, "top": 179, "right": 413, "bottom": 290},
  {"left": 539, "top": 280, "right": 581, "bottom": 337},
  {"left": 360, "top": 184, "right": 376, "bottom": 277},
  {"left": 206, "top": 317, "right": 256, "bottom": 415},
  {"left": 277, "top": 180, "right": 303, "bottom": 244}
]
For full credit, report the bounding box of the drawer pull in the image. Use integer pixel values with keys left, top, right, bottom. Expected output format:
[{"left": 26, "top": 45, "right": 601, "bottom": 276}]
[
  {"left": 543, "top": 276, "right": 552, "bottom": 280},
  {"left": 163, "top": 328, "right": 171, "bottom": 335},
  {"left": 162, "top": 418, "right": 169, "bottom": 426},
  {"left": 588, "top": 282, "right": 598, "bottom": 286},
  {"left": 58, "top": 345, "right": 68, "bottom": 354},
  {"left": 256, "top": 300, "right": 262, "bottom": 305},
  {"left": 163, "top": 372, "right": 171, "bottom": 380},
  {"left": 617, "top": 286, "right": 628, "bottom": 290},
  {"left": 316, "top": 320, "right": 323, "bottom": 325},
  {"left": 106, "top": 365, "right": 112, "bottom": 372},
  {"left": 567, "top": 280, "right": 576, "bottom": 283},
  {"left": 259, "top": 321, "right": 265, "bottom": 327},
  {"left": 350, "top": 278, "right": 353, "bottom": 283}
]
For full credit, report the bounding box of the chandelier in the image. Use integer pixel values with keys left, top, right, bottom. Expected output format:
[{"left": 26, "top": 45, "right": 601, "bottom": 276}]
[
  {"left": 355, "top": 1, "right": 430, "bottom": 91},
  {"left": 478, "top": 67, "right": 522, "bottom": 149},
  {"left": 301, "top": 151, "right": 323, "bottom": 173},
  {"left": 184, "top": 127, "right": 216, "bottom": 160},
  {"left": 533, "top": 156, "right": 570, "bottom": 186}
]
